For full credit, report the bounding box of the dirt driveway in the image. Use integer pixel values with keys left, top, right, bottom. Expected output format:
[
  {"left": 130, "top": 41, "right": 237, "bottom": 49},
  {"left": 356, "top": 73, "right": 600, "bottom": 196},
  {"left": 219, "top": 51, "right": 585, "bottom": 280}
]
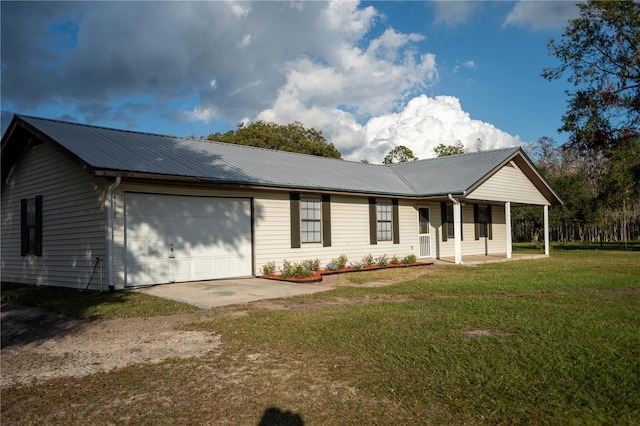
[{"left": 1, "top": 267, "right": 437, "bottom": 389}]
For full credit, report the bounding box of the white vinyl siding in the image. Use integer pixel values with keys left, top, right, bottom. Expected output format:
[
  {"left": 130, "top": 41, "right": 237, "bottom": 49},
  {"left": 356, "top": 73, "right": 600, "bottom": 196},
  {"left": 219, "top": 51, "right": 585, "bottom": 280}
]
[
  {"left": 254, "top": 195, "right": 420, "bottom": 274},
  {"left": 467, "top": 163, "right": 549, "bottom": 205},
  {"left": 1, "top": 142, "right": 107, "bottom": 289}
]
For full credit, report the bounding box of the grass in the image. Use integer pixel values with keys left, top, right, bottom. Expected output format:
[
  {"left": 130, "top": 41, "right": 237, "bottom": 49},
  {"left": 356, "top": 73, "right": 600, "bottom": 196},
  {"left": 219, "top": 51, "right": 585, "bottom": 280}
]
[
  {"left": 2, "top": 247, "right": 639, "bottom": 424},
  {"left": 513, "top": 240, "right": 640, "bottom": 253},
  {"left": 0, "top": 282, "right": 198, "bottom": 319}
]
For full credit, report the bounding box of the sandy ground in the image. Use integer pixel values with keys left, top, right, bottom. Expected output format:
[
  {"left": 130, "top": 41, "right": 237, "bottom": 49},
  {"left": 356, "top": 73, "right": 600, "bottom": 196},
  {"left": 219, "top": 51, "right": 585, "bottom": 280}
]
[{"left": 1, "top": 267, "right": 436, "bottom": 388}]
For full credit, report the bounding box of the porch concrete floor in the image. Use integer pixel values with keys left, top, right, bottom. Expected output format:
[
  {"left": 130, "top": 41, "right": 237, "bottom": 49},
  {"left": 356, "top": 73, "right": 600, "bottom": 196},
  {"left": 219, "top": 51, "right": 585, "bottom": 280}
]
[{"left": 436, "top": 253, "right": 548, "bottom": 265}]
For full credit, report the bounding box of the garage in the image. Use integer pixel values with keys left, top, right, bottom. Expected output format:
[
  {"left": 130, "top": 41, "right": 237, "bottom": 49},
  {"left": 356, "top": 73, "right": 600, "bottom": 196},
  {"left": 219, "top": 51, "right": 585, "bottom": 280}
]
[{"left": 124, "top": 193, "right": 252, "bottom": 287}]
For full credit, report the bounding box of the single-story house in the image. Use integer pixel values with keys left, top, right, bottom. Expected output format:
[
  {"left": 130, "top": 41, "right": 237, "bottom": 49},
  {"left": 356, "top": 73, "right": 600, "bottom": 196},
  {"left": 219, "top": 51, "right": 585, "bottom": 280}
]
[{"left": 1, "top": 115, "right": 562, "bottom": 290}]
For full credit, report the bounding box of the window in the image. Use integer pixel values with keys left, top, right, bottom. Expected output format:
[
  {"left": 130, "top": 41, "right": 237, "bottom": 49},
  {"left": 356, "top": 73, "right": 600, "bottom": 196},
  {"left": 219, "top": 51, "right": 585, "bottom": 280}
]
[
  {"left": 478, "top": 205, "right": 489, "bottom": 238},
  {"left": 369, "top": 198, "right": 399, "bottom": 245},
  {"left": 377, "top": 202, "right": 392, "bottom": 241},
  {"left": 301, "top": 197, "right": 321, "bottom": 243},
  {"left": 441, "top": 202, "right": 463, "bottom": 242},
  {"left": 21, "top": 195, "right": 42, "bottom": 256},
  {"left": 446, "top": 203, "right": 455, "bottom": 239},
  {"left": 474, "top": 204, "right": 493, "bottom": 240},
  {"left": 291, "top": 193, "right": 331, "bottom": 248}
]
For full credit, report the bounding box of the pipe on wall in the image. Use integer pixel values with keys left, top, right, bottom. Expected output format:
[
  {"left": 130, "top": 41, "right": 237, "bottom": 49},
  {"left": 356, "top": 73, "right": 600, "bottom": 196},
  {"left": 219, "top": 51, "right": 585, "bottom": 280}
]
[{"left": 105, "top": 177, "right": 121, "bottom": 291}]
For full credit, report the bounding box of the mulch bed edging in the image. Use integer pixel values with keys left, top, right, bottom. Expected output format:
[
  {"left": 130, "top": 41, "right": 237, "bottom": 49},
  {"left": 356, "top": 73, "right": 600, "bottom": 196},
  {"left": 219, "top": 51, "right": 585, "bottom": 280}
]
[{"left": 262, "top": 261, "right": 434, "bottom": 284}]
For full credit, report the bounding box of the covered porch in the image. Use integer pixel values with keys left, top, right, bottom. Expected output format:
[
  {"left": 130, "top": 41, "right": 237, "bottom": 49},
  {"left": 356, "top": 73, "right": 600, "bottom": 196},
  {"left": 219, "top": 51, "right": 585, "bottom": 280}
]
[
  {"left": 436, "top": 252, "right": 549, "bottom": 266},
  {"left": 443, "top": 201, "right": 552, "bottom": 265}
]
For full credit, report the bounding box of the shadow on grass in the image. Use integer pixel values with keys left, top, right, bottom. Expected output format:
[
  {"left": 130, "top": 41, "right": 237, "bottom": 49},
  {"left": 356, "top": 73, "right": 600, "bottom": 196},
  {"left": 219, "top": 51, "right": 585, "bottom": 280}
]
[
  {"left": 513, "top": 242, "right": 640, "bottom": 252},
  {"left": 553, "top": 241, "right": 640, "bottom": 252},
  {"left": 0, "top": 300, "right": 86, "bottom": 349},
  {"left": 0, "top": 282, "right": 198, "bottom": 348},
  {"left": 258, "top": 407, "right": 304, "bottom": 426},
  {"left": 1, "top": 282, "right": 142, "bottom": 318}
]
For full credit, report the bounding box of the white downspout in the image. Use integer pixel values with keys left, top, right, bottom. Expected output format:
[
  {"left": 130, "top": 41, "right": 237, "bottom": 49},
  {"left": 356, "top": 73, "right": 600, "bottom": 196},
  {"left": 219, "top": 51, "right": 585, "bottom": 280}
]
[
  {"left": 106, "top": 177, "right": 121, "bottom": 291},
  {"left": 447, "top": 194, "right": 463, "bottom": 265},
  {"left": 505, "top": 202, "right": 512, "bottom": 259}
]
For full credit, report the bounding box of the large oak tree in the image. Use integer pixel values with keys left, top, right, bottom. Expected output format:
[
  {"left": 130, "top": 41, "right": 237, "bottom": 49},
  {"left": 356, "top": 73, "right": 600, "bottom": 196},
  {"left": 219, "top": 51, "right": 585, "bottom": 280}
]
[{"left": 208, "top": 121, "right": 342, "bottom": 159}]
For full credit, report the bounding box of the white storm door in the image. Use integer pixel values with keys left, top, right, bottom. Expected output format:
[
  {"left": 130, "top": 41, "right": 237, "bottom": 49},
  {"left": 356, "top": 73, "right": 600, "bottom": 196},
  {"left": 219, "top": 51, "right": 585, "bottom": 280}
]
[
  {"left": 418, "top": 207, "right": 431, "bottom": 258},
  {"left": 124, "top": 193, "right": 252, "bottom": 287}
]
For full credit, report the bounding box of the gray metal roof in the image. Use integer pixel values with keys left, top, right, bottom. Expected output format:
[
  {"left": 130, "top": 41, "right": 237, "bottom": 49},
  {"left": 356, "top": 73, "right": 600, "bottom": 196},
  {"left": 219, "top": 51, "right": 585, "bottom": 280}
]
[
  {"left": 388, "top": 147, "right": 520, "bottom": 196},
  {"left": 7, "top": 115, "right": 542, "bottom": 199}
]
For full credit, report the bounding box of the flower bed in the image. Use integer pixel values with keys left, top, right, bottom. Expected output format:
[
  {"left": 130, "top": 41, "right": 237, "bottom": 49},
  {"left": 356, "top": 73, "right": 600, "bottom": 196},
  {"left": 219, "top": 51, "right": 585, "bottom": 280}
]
[{"left": 262, "top": 261, "right": 432, "bottom": 283}]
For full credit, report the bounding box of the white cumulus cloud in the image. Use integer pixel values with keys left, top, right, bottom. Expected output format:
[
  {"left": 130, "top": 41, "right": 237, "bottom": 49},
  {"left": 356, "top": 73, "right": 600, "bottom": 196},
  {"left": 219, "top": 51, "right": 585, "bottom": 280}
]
[{"left": 352, "top": 95, "right": 523, "bottom": 163}]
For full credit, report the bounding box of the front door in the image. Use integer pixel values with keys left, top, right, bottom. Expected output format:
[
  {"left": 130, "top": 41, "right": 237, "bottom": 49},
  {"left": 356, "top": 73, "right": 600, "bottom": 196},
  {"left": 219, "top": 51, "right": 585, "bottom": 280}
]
[{"left": 418, "top": 207, "right": 431, "bottom": 257}]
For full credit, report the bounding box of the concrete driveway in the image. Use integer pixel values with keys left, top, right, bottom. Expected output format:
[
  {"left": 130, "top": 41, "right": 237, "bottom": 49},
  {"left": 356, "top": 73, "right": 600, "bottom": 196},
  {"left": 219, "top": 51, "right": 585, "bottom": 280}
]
[{"left": 134, "top": 278, "right": 331, "bottom": 308}]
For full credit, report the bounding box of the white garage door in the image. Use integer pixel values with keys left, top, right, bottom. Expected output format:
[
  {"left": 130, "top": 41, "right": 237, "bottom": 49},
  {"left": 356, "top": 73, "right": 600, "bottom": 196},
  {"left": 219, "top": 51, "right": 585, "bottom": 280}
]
[{"left": 124, "top": 193, "right": 252, "bottom": 287}]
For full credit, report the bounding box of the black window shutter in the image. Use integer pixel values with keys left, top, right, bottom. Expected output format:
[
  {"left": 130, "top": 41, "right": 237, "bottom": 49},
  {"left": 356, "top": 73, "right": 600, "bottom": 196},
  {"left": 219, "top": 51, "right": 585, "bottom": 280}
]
[
  {"left": 392, "top": 199, "right": 400, "bottom": 244},
  {"left": 35, "top": 195, "right": 43, "bottom": 256},
  {"left": 487, "top": 205, "right": 493, "bottom": 240},
  {"left": 474, "top": 204, "right": 480, "bottom": 240},
  {"left": 20, "top": 198, "right": 27, "bottom": 256},
  {"left": 322, "top": 194, "right": 331, "bottom": 247},
  {"left": 290, "top": 193, "right": 300, "bottom": 248},
  {"left": 440, "top": 202, "right": 447, "bottom": 242},
  {"left": 369, "top": 198, "right": 377, "bottom": 245},
  {"left": 460, "top": 205, "right": 464, "bottom": 241}
]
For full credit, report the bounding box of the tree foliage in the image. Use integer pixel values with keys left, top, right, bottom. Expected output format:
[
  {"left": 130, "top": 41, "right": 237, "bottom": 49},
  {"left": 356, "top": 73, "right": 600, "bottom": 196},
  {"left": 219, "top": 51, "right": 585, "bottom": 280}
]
[
  {"left": 208, "top": 121, "right": 342, "bottom": 159},
  {"left": 542, "top": 0, "right": 640, "bottom": 154},
  {"left": 536, "top": 0, "right": 640, "bottom": 245},
  {"left": 513, "top": 136, "right": 639, "bottom": 244},
  {"left": 433, "top": 141, "right": 465, "bottom": 157},
  {"left": 383, "top": 145, "right": 418, "bottom": 164}
]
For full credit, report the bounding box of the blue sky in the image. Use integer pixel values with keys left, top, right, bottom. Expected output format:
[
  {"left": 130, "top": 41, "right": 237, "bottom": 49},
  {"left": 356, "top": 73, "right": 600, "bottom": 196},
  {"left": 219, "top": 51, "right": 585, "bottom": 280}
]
[{"left": 1, "top": 1, "right": 580, "bottom": 163}]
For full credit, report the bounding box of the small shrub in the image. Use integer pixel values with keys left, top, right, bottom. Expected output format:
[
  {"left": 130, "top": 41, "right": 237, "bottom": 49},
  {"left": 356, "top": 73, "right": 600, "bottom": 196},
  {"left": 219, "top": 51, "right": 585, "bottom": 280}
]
[
  {"left": 376, "top": 254, "right": 389, "bottom": 267},
  {"left": 292, "top": 263, "right": 312, "bottom": 278},
  {"left": 350, "top": 261, "right": 363, "bottom": 270},
  {"left": 280, "top": 260, "right": 294, "bottom": 279},
  {"left": 326, "top": 261, "right": 339, "bottom": 271},
  {"left": 362, "top": 254, "right": 375, "bottom": 267},
  {"left": 390, "top": 255, "right": 401, "bottom": 265},
  {"left": 303, "top": 259, "right": 320, "bottom": 272},
  {"left": 335, "top": 254, "right": 349, "bottom": 269},
  {"left": 281, "top": 260, "right": 315, "bottom": 278},
  {"left": 328, "top": 255, "right": 349, "bottom": 270},
  {"left": 402, "top": 254, "right": 417, "bottom": 264},
  {"left": 261, "top": 261, "right": 276, "bottom": 276}
]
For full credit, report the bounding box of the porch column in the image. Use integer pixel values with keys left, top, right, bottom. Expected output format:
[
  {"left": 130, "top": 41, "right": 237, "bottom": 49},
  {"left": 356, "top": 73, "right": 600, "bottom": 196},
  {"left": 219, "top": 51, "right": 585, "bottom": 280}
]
[
  {"left": 544, "top": 204, "right": 550, "bottom": 256},
  {"left": 453, "top": 201, "right": 462, "bottom": 264},
  {"left": 505, "top": 202, "right": 512, "bottom": 259}
]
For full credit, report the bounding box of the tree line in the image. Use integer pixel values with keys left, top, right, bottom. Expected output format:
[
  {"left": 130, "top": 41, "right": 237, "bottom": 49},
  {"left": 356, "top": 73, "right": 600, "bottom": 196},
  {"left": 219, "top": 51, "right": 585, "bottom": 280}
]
[
  {"left": 514, "top": 0, "right": 639, "bottom": 244},
  {"left": 513, "top": 136, "right": 639, "bottom": 244}
]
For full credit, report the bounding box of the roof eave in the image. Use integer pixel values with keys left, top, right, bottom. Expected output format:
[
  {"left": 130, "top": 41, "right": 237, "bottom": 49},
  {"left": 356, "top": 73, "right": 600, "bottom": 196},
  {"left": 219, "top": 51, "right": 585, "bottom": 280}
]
[
  {"left": 4, "top": 115, "right": 98, "bottom": 175},
  {"left": 93, "top": 169, "right": 425, "bottom": 198}
]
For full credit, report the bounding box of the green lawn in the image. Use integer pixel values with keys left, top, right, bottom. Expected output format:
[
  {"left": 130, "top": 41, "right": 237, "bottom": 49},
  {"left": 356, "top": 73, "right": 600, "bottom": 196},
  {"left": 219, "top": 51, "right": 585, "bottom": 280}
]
[{"left": 2, "top": 248, "right": 639, "bottom": 425}]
